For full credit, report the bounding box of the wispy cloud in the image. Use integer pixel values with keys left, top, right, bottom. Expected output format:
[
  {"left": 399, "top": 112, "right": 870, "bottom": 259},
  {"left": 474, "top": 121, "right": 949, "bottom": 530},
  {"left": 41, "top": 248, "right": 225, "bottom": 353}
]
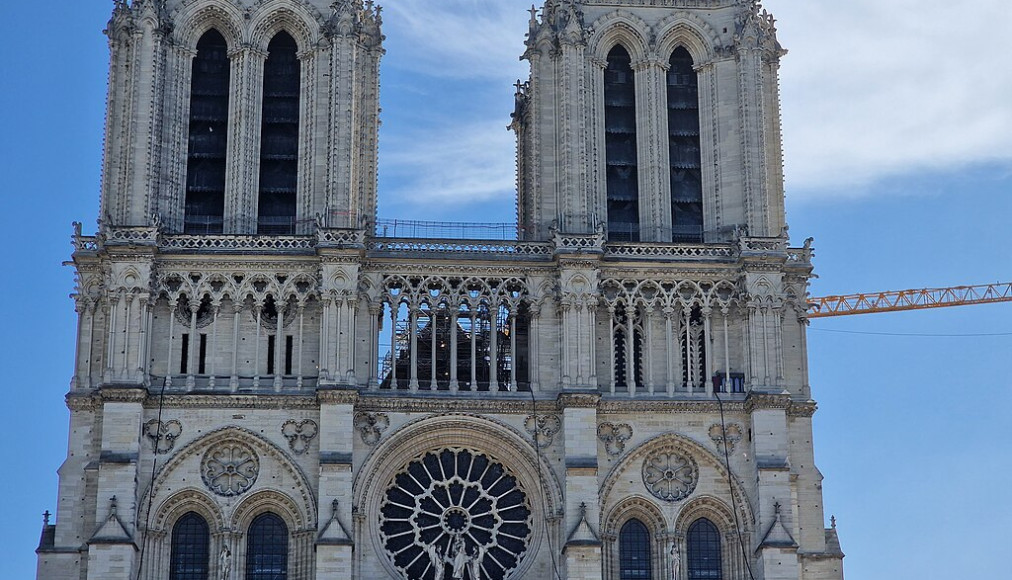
[
  {"left": 770, "top": 0, "right": 1012, "bottom": 195},
  {"left": 375, "top": 0, "right": 1012, "bottom": 206},
  {"left": 380, "top": 120, "right": 517, "bottom": 212},
  {"left": 381, "top": 0, "right": 529, "bottom": 80}
]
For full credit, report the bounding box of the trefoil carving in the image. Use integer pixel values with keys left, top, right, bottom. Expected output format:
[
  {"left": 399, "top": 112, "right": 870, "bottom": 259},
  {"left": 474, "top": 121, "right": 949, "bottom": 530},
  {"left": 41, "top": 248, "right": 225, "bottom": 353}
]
[
  {"left": 597, "top": 423, "right": 633, "bottom": 457},
  {"left": 144, "top": 419, "right": 182, "bottom": 454},
  {"left": 525, "top": 414, "right": 561, "bottom": 448},
  {"left": 281, "top": 420, "right": 318, "bottom": 455},
  {"left": 354, "top": 412, "right": 389, "bottom": 446},
  {"left": 708, "top": 423, "right": 743, "bottom": 454}
]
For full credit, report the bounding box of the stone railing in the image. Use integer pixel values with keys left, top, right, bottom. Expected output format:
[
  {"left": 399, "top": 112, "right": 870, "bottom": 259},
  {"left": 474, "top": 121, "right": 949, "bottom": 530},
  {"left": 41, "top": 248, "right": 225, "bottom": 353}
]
[
  {"left": 104, "top": 226, "right": 160, "bottom": 246},
  {"left": 368, "top": 239, "right": 554, "bottom": 258},
  {"left": 72, "top": 235, "right": 100, "bottom": 252},
  {"left": 605, "top": 242, "right": 735, "bottom": 260},
  {"left": 160, "top": 235, "right": 315, "bottom": 252}
]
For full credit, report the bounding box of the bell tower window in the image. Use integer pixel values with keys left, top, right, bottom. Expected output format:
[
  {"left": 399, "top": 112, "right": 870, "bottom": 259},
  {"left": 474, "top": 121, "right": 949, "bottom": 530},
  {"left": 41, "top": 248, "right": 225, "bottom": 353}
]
[
  {"left": 605, "top": 45, "right": 639, "bottom": 242},
  {"left": 667, "top": 47, "right": 703, "bottom": 242},
  {"left": 258, "top": 32, "right": 300, "bottom": 235},
  {"left": 184, "top": 30, "right": 230, "bottom": 234}
]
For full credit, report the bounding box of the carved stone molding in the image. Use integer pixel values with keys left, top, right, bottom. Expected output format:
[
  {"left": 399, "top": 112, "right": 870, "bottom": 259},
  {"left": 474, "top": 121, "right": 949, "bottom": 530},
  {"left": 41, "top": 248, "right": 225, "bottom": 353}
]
[
  {"left": 597, "top": 422, "right": 633, "bottom": 457},
  {"left": 353, "top": 412, "right": 389, "bottom": 446},
  {"left": 557, "top": 392, "right": 601, "bottom": 408},
  {"left": 525, "top": 414, "right": 561, "bottom": 448},
  {"left": 354, "top": 396, "right": 561, "bottom": 415},
  {"left": 317, "top": 389, "right": 360, "bottom": 405},
  {"left": 708, "top": 423, "right": 742, "bottom": 454},
  {"left": 281, "top": 420, "right": 318, "bottom": 455},
  {"left": 642, "top": 448, "right": 698, "bottom": 502},
  {"left": 144, "top": 419, "right": 183, "bottom": 454},
  {"left": 201, "top": 442, "right": 260, "bottom": 497}
]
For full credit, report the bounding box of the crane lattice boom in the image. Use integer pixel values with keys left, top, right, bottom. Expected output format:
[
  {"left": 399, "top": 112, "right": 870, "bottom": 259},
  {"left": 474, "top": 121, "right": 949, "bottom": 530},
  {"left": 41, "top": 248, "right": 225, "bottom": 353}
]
[{"left": 808, "top": 282, "right": 1012, "bottom": 318}]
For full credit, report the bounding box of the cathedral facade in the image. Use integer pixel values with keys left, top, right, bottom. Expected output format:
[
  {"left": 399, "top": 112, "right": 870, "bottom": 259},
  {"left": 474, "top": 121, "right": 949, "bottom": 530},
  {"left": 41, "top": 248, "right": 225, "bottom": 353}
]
[{"left": 37, "top": 1, "right": 844, "bottom": 579}]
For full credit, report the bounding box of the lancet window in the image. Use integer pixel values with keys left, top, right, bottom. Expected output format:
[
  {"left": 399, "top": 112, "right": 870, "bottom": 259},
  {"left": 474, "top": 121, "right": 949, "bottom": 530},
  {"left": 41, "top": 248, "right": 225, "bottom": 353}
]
[
  {"left": 246, "top": 513, "right": 288, "bottom": 580},
  {"left": 686, "top": 518, "right": 722, "bottom": 579},
  {"left": 619, "top": 519, "right": 652, "bottom": 580},
  {"left": 605, "top": 45, "right": 640, "bottom": 242},
  {"left": 602, "top": 280, "right": 740, "bottom": 396},
  {"left": 169, "top": 512, "right": 209, "bottom": 580},
  {"left": 258, "top": 32, "right": 300, "bottom": 235},
  {"left": 184, "top": 30, "right": 230, "bottom": 234},
  {"left": 377, "top": 277, "right": 531, "bottom": 392},
  {"left": 667, "top": 47, "right": 703, "bottom": 242}
]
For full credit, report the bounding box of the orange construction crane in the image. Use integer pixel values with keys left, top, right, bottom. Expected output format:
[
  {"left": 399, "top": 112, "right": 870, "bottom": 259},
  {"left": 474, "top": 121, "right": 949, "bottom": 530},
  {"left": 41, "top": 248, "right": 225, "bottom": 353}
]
[{"left": 808, "top": 282, "right": 1012, "bottom": 318}]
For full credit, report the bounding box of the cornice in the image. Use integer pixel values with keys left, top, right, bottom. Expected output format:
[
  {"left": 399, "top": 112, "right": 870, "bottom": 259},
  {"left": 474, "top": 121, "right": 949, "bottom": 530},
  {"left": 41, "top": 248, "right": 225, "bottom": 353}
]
[{"left": 354, "top": 394, "right": 561, "bottom": 415}]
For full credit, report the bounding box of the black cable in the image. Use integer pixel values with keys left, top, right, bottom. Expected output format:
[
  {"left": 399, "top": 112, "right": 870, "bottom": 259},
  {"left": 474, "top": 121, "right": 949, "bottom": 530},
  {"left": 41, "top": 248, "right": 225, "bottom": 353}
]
[
  {"left": 809, "top": 328, "right": 1012, "bottom": 337},
  {"left": 714, "top": 391, "right": 757, "bottom": 580},
  {"left": 529, "top": 387, "right": 563, "bottom": 580},
  {"left": 135, "top": 376, "right": 168, "bottom": 580}
]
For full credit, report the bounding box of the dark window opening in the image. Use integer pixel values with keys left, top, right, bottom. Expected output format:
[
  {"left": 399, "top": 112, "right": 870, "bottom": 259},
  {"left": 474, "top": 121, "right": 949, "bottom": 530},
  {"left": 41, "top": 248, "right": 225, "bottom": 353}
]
[
  {"left": 682, "top": 306, "right": 707, "bottom": 389},
  {"left": 198, "top": 334, "right": 207, "bottom": 374},
  {"left": 619, "top": 519, "right": 652, "bottom": 580},
  {"left": 246, "top": 513, "right": 288, "bottom": 580},
  {"left": 258, "top": 32, "right": 300, "bottom": 235},
  {"left": 170, "top": 512, "right": 209, "bottom": 580},
  {"left": 668, "top": 47, "right": 703, "bottom": 242},
  {"left": 687, "top": 518, "right": 722, "bottom": 579},
  {"left": 185, "top": 30, "right": 230, "bottom": 234},
  {"left": 605, "top": 45, "right": 639, "bottom": 242},
  {"left": 180, "top": 333, "right": 190, "bottom": 374},
  {"left": 267, "top": 335, "right": 276, "bottom": 375},
  {"left": 284, "top": 335, "right": 293, "bottom": 375}
]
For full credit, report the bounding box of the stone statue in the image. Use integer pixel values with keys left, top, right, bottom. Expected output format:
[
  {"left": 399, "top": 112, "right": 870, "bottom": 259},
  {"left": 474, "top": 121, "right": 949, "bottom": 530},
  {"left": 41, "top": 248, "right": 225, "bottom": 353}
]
[
  {"left": 425, "top": 542, "right": 445, "bottom": 579},
  {"left": 450, "top": 535, "right": 468, "bottom": 579},
  {"left": 219, "top": 545, "right": 231, "bottom": 580},
  {"left": 468, "top": 544, "right": 487, "bottom": 580},
  {"left": 670, "top": 542, "right": 680, "bottom": 580}
]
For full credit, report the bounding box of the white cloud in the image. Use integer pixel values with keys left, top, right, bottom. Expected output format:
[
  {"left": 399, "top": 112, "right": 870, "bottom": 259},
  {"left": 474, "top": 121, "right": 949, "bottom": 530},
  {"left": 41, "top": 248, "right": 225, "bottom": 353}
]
[
  {"left": 767, "top": 0, "right": 1012, "bottom": 195},
  {"left": 381, "top": 0, "right": 529, "bottom": 80},
  {"left": 381, "top": 120, "right": 518, "bottom": 209},
  {"left": 376, "top": 0, "right": 1012, "bottom": 206}
]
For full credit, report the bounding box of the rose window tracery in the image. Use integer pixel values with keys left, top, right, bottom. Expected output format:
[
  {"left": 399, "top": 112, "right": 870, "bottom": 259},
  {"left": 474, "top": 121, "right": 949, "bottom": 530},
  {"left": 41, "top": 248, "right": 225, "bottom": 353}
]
[
  {"left": 642, "top": 449, "right": 698, "bottom": 502},
  {"left": 379, "top": 448, "right": 532, "bottom": 580},
  {"left": 201, "top": 442, "right": 259, "bottom": 497}
]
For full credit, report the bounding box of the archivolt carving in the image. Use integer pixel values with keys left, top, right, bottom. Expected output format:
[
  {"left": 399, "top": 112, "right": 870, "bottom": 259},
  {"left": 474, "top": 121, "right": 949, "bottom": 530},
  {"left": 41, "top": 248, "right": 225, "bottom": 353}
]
[
  {"left": 150, "top": 488, "right": 226, "bottom": 532},
  {"left": 600, "top": 432, "right": 754, "bottom": 527},
  {"left": 355, "top": 414, "right": 561, "bottom": 580},
  {"left": 247, "top": 1, "right": 321, "bottom": 52},
  {"left": 171, "top": 0, "right": 245, "bottom": 49},
  {"left": 654, "top": 11, "right": 723, "bottom": 61},
  {"left": 588, "top": 10, "right": 651, "bottom": 61},
  {"left": 674, "top": 494, "right": 739, "bottom": 535},
  {"left": 602, "top": 495, "right": 667, "bottom": 538},
  {"left": 231, "top": 488, "right": 308, "bottom": 531},
  {"left": 140, "top": 427, "right": 317, "bottom": 529}
]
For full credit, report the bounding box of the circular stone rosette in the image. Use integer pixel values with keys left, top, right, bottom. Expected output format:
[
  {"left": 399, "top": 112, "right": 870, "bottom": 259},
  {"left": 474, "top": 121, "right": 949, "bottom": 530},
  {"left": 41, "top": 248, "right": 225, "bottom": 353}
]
[
  {"left": 641, "top": 448, "right": 698, "bottom": 502},
  {"left": 379, "top": 448, "right": 533, "bottom": 580},
  {"left": 201, "top": 441, "right": 260, "bottom": 497}
]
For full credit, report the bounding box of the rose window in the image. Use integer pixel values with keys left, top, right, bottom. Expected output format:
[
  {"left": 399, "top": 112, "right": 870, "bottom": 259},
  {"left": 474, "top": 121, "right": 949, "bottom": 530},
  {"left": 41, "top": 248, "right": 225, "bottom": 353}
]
[
  {"left": 642, "top": 449, "right": 697, "bottom": 502},
  {"left": 379, "top": 448, "right": 532, "bottom": 580},
  {"left": 201, "top": 442, "right": 259, "bottom": 497}
]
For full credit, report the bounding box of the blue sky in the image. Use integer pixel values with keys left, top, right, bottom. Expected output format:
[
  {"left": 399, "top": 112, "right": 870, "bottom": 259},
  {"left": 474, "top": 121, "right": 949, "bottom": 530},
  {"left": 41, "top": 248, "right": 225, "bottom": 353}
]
[{"left": 2, "top": 1, "right": 1010, "bottom": 578}]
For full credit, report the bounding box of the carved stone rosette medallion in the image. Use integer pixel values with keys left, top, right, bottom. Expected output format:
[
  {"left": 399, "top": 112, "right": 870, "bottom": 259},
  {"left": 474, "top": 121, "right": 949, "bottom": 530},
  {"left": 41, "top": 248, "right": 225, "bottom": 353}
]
[
  {"left": 642, "top": 448, "right": 698, "bottom": 502},
  {"left": 379, "top": 448, "right": 532, "bottom": 580},
  {"left": 201, "top": 442, "right": 260, "bottom": 497}
]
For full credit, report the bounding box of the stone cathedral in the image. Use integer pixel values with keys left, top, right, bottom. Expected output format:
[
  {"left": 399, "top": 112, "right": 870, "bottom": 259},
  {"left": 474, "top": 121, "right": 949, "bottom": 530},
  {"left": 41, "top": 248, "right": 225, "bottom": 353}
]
[{"left": 37, "top": 1, "right": 845, "bottom": 579}]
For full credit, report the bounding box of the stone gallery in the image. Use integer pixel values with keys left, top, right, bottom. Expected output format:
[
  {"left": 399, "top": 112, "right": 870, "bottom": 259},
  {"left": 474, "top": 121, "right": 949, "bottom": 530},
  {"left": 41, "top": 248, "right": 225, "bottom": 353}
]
[{"left": 37, "top": 1, "right": 844, "bottom": 579}]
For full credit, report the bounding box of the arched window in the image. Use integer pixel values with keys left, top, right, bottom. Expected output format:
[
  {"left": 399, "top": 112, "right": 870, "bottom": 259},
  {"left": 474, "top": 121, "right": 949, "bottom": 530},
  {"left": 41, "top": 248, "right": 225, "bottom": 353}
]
[
  {"left": 185, "top": 30, "right": 230, "bottom": 234},
  {"left": 258, "top": 32, "right": 300, "bottom": 235},
  {"left": 687, "top": 518, "right": 722, "bottom": 579},
  {"left": 169, "top": 512, "right": 210, "bottom": 580},
  {"left": 605, "top": 45, "right": 639, "bottom": 242},
  {"left": 667, "top": 47, "right": 703, "bottom": 242},
  {"left": 246, "top": 512, "right": 289, "bottom": 580},
  {"left": 619, "top": 518, "right": 652, "bottom": 580}
]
